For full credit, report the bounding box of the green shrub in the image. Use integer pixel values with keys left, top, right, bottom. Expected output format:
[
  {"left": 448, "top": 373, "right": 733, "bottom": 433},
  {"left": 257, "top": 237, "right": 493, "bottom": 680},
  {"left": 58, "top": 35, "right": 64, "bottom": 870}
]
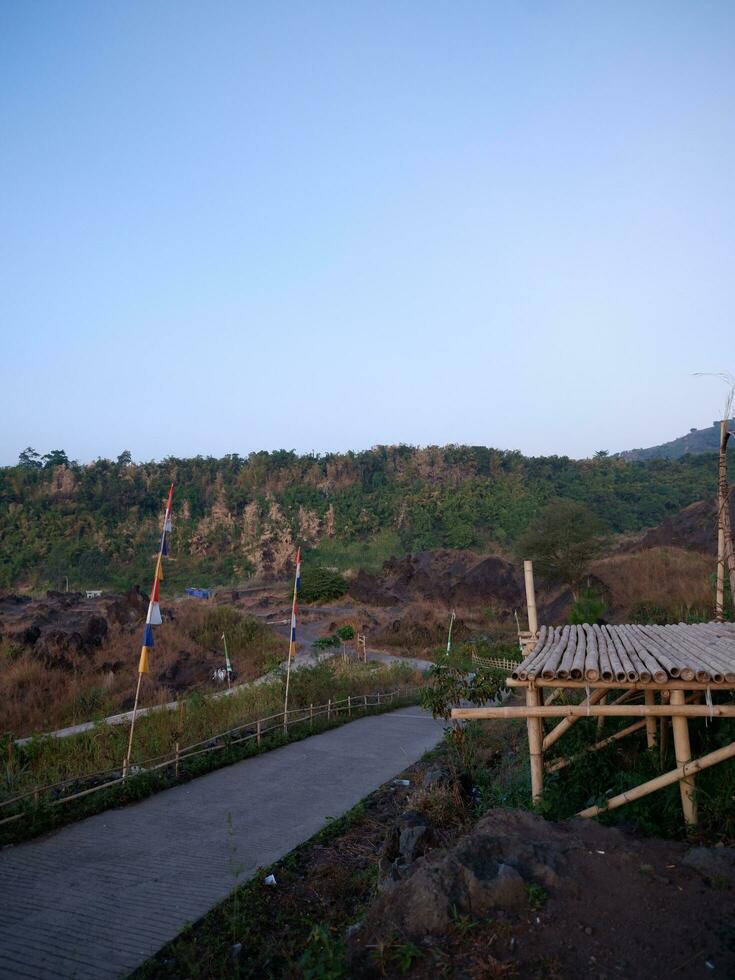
[
  {"left": 568, "top": 588, "right": 606, "bottom": 624},
  {"left": 299, "top": 566, "right": 348, "bottom": 604}
]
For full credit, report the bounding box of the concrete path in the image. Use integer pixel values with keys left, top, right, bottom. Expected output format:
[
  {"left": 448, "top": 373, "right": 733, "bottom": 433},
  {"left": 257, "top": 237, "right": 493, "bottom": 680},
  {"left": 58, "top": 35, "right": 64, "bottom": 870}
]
[{"left": 0, "top": 707, "right": 445, "bottom": 980}]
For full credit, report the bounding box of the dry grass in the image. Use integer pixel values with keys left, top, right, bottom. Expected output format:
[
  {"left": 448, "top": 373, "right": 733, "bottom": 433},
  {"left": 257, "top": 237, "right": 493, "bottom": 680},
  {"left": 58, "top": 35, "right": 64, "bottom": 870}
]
[
  {"left": 592, "top": 546, "right": 713, "bottom": 621},
  {"left": 0, "top": 600, "right": 287, "bottom": 738},
  {"left": 3, "top": 659, "right": 422, "bottom": 802}
]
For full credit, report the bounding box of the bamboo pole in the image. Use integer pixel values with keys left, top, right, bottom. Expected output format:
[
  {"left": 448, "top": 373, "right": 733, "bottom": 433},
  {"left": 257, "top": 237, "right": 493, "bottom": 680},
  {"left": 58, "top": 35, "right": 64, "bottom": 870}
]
[
  {"left": 452, "top": 703, "right": 735, "bottom": 719},
  {"left": 283, "top": 548, "right": 300, "bottom": 733},
  {"left": 523, "top": 560, "right": 538, "bottom": 636},
  {"left": 578, "top": 740, "right": 735, "bottom": 820},
  {"left": 596, "top": 693, "right": 606, "bottom": 735},
  {"left": 716, "top": 525, "right": 725, "bottom": 622},
  {"left": 505, "top": 678, "right": 735, "bottom": 691},
  {"left": 645, "top": 690, "right": 657, "bottom": 748},
  {"left": 716, "top": 418, "right": 735, "bottom": 620},
  {"left": 123, "top": 671, "right": 144, "bottom": 778},
  {"left": 526, "top": 686, "right": 543, "bottom": 802},
  {"left": 547, "top": 719, "right": 647, "bottom": 773},
  {"left": 542, "top": 688, "right": 608, "bottom": 750},
  {"left": 670, "top": 689, "right": 697, "bottom": 826}
]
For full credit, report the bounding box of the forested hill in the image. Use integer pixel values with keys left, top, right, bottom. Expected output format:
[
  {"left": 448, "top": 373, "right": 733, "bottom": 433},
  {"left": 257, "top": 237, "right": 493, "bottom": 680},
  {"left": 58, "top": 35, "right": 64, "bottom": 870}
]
[
  {"left": 617, "top": 420, "right": 734, "bottom": 462},
  {"left": 0, "top": 446, "right": 722, "bottom": 591}
]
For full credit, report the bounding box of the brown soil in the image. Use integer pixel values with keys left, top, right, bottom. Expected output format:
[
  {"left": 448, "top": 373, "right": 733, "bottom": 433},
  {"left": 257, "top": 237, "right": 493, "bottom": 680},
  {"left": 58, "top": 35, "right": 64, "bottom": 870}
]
[{"left": 350, "top": 806, "right": 735, "bottom": 978}]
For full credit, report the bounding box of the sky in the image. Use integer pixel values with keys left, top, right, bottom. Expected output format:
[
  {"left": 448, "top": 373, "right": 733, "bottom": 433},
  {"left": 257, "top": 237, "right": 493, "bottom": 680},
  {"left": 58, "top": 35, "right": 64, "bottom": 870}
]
[{"left": 1, "top": 2, "right": 734, "bottom": 465}]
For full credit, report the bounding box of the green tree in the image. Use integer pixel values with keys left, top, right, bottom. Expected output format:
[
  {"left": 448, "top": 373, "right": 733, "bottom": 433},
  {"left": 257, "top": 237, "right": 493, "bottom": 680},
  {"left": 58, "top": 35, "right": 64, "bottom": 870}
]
[
  {"left": 42, "top": 449, "right": 69, "bottom": 468},
  {"left": 18, "top": 447, "right": 42, "bottom": 468},
  {"left": 519, "top": 500, "right": 608, "bottom": 600},
  {"left": 116, "top": 449, "right": 132, "bottom": 467}
]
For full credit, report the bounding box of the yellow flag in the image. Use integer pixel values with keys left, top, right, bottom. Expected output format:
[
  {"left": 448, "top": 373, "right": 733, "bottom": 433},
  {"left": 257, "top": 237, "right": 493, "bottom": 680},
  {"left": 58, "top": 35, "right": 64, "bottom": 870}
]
[{"left": 139, "top": 645, "right": 150, "bottom": 674}]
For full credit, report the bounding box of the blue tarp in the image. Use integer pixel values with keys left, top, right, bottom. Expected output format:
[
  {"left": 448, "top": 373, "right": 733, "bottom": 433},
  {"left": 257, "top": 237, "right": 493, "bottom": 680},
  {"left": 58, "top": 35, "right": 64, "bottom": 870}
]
[{"left": 185, "top": 587, "right": 213, "bottom": 599}]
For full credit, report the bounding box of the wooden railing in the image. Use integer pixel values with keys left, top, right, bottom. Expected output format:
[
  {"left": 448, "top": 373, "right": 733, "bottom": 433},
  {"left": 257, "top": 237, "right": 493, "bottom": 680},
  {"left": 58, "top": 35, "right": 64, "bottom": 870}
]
[{"left": 0, "top": 686, "right": 422, "bottom": 827}]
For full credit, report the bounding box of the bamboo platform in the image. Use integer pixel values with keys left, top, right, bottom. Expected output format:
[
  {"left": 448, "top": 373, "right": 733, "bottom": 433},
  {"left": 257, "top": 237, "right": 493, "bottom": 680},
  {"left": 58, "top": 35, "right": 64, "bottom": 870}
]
[
  {"left": 511, "top": 622, "right": 735, "bottom": 685},
  {"left": 453, "top": 617, "right": 735, "bottom": 828}
]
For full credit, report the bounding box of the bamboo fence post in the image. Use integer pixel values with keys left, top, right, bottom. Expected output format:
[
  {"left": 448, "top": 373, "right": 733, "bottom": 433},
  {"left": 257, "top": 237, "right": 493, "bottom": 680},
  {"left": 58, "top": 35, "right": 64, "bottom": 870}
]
[
  {"left": 256, "top": 719, "right": 261, "bottom": 747},
  {"left": 327, "top": 698, "right": 331, "bottom": 721},
  {"left": 670, "top": 689, "right": 697, "bottom": 826},
  {"left": 645, "top": 690, "right": 657, "bottom": 748},
  {"left": 377, "top": 691, "right": 381, "bottom": 707},
  {"left": 523, "top": 560, "right": 538, "bottom": 635},
  {"left": 309, "top": 703, "right": 313, "bottom": 728},
  {"left": 526, "top": 685, "right": 543, "bottom": 802},
  {"left": 348, "top": 695, "right": 352, "bottom": 717},
  {"left": 175, "top": 741, "right": 180, "bottom": 778}
]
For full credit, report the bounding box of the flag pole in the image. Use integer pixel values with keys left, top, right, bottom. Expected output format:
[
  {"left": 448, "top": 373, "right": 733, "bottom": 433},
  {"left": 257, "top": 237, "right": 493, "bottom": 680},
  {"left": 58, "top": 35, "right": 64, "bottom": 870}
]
[
  {"left": 445, "top": 610, "right": 456, "bottom": 656},
  {"left": 283, "top": 547, "right": 300, "bottom": 733},
  {"left": 222, "top": 632, "right": 232, "bottom": 689},
  {"left": 124, "top": 483, "right": 174, "bottom": 777}
]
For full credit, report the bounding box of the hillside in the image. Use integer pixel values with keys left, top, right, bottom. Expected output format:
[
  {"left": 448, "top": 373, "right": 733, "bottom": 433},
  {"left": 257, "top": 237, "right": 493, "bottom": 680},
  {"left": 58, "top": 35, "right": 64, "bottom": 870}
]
[
  {"left": 617, "top": 419, "right": 733, "bottom": 461},
  {"left": 0, "top": 445, "right": 724, "bottom": 591}
]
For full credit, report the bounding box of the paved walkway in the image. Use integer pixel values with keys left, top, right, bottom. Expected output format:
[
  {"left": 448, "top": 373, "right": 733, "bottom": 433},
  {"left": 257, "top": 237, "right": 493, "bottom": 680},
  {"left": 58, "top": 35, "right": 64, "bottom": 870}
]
[{"left": 0, "top": 707, "right": 445, "bottom": 980}]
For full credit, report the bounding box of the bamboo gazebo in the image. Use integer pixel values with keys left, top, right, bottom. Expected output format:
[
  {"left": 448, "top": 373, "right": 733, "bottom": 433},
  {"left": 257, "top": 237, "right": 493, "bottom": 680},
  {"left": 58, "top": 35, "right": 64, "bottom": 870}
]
[{"left": 452, "top": 564, "right": 735, "bottom": 827}]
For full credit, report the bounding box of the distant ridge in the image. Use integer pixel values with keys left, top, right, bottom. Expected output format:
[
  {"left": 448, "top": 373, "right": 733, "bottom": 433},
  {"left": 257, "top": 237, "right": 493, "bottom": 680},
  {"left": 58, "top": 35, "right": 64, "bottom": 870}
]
[{"left": 617, "top": 419, "right": 735, "bottom": 462}]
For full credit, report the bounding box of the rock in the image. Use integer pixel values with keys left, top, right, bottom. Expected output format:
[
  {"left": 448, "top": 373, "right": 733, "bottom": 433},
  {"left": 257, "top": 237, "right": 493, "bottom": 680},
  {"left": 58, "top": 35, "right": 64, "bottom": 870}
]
[
  {"left": 355, "top": 810, "right": 560, "bottom": 946},
  {"left": 423, "top": 767, "right": 450, "bottom": 789},
  {"left": 683, "top": 847, "right": 735, "bottom": 884},
  {"left": 399, "top": 823, "right": 429, "bottom": 863}
]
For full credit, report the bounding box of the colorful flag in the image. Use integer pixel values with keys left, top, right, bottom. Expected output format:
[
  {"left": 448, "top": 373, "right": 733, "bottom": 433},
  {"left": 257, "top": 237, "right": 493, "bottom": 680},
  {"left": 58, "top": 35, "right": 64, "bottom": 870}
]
[
  {"left": 295, "top": 547, "right": 301, "bottom": 590},
  {"left": 136, "top": 484, "right": 174, "bottom": 675}
]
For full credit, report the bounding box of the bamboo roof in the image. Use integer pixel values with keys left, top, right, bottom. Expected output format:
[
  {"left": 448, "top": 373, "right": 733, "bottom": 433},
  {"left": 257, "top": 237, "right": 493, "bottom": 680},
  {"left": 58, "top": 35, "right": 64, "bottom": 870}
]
[{"left": 513, "top": 623, "right": 735, "bottom": 685}]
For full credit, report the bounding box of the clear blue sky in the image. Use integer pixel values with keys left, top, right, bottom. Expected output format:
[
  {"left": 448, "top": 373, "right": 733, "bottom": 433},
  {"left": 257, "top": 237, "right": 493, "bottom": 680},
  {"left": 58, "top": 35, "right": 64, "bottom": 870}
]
[{"left": 1, "top": 1, "right": 734, "bottom": 465}]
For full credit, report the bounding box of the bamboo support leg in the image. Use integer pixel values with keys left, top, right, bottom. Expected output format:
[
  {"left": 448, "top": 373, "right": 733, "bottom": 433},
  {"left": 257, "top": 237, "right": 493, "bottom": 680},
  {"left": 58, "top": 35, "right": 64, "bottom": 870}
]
[
  {"left": 645, "top": 690, "right": 657, "bottom": 749},
  {"left": 526, "top": 686, "right": 543, "bottom": 803},
  {"left": 670, "top": 690, "right": 697, "bottom": 826}
]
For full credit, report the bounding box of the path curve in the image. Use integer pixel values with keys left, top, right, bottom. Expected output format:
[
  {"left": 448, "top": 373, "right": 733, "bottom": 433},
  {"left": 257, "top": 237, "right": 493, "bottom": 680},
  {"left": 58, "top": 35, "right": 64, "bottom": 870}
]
[{"left": 0, "top": 707, "right": 445, "bottom": 980}]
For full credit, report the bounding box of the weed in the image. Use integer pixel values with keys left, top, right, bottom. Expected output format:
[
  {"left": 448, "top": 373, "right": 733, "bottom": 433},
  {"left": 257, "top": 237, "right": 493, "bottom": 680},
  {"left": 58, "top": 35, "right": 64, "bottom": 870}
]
[
  {"left": 299, "top": 925, "right": 347, "bottom": 979},
  {"left": 525, "top": 883, "right": 548, "bottom": 908}
]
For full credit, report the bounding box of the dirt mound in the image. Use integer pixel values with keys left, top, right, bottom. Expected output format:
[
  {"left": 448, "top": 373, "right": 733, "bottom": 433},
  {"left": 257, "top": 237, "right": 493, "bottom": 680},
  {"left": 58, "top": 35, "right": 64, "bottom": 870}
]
[
  {"left": 631, "top": 498, "right": 730, "bottom": 555},
  {"left": 349, "top": 550, "right": 522, "bottom": 609},
  {"left": 349, "top": 808, "right": 735, "bottom": 977},
  {"left": 372, "top": 604, "right": 472, "bottom": 651},
  {"left": 0, "top": 587, "right": 148, "bottom": 664}
]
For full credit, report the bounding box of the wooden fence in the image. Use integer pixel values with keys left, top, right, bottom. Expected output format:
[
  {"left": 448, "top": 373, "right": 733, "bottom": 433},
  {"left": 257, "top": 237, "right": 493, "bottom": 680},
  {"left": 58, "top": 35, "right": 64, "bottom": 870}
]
[
  {"left": 472, "top": 652, "right": 521, "bottom": 673},
  {"left": 0, "top": 686, "right": 421, "bottom": 827}
]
